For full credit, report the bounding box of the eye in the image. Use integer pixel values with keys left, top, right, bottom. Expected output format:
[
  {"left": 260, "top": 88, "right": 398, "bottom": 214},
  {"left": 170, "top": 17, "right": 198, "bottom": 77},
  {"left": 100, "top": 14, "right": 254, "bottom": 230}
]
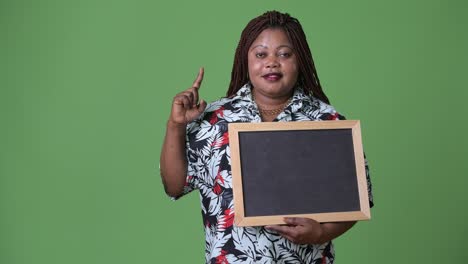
[
  {"left": 278, "top": 52, "right": 292, "bottom": 58},
  {"left": 255, "top": 52, "right": 267, "bottom": 58}
]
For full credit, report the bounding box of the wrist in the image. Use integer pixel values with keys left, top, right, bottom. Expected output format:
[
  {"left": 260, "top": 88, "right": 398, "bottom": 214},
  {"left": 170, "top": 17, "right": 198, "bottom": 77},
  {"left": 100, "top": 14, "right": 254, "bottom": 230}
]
[
  {"left": 317, "top": 226, "right": 328, "bottom": 244},
  {"left": 314, "top": 223, "right": 331, "bottom": 244},
  {"left": 167, "top": 120, "right": 187, "bottom": 131}
]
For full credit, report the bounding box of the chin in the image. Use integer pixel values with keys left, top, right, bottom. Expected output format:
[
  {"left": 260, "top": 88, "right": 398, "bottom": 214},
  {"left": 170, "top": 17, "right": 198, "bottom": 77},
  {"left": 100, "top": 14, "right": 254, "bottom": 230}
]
[{"left": 262, "top": 84, "right": 294, "bottom": 94}]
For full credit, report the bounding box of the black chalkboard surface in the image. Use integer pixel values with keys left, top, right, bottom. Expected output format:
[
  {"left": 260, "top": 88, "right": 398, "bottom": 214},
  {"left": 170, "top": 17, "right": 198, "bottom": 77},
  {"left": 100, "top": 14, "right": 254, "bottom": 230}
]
[{"left": 228, "top": 120, "right": 370, "bottom": 226}]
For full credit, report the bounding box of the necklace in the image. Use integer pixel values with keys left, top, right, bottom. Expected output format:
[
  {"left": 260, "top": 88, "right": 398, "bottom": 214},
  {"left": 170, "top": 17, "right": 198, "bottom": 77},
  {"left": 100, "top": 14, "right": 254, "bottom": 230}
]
[{"left": 252, "top": 93, "right": 292, "bottom": 116}]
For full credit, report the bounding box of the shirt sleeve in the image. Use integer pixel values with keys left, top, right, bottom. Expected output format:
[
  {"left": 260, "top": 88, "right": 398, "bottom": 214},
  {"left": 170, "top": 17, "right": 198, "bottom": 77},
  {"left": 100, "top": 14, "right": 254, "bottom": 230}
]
[{"left": 364, "top": 154, "right": 374, "bottom": 208}]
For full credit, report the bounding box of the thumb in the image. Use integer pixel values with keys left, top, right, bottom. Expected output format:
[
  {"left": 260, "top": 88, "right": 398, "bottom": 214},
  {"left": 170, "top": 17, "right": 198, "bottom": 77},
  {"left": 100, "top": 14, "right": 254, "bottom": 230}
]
[{"left": 196, "top": 99, "right": 207, "bottom": 113}]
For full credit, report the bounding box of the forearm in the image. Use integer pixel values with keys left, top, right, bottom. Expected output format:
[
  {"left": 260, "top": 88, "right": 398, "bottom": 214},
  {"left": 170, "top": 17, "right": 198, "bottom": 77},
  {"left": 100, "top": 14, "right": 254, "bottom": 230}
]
[
  {"left": 160, "top": 120, "right": 189, "bottom": 197},
  {"left": 319, "top": 221, "right": 356, "bottom": 243}
]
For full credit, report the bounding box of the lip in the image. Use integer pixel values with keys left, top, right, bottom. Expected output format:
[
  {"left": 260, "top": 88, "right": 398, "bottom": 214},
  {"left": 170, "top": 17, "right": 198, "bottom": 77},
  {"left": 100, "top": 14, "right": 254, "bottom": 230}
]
[{"left": 262, "top": 72, "right": 283, "bottom": 81}]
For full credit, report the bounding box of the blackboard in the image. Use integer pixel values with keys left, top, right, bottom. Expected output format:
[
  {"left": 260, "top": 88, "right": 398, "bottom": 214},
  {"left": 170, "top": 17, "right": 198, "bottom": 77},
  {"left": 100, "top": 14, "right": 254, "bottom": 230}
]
[{"left": 228, "top": 120, "right": 370, "bottom": 226}]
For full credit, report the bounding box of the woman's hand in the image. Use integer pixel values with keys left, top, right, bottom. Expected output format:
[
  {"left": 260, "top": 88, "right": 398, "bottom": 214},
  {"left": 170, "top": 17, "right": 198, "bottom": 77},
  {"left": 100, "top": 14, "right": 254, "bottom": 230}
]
[
  {"left": 266, "top": 217, "right": 325, "bottom": 245},
  {"left": 266, "top": 218, "right": 357, "bottom": 245},
  {"left": 170, "top": 67, "right": 207, "bottom": 125}
]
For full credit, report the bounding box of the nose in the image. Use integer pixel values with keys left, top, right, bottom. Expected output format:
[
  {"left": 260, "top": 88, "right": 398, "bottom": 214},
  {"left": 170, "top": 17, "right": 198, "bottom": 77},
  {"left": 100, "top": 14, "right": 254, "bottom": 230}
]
[{"left": 266, "top": 55, "right": 279, "bottom": 68}]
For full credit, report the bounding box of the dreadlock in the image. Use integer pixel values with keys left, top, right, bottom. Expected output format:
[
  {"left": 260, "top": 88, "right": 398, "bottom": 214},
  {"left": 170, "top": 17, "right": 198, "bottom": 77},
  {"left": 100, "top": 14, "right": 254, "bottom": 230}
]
[{"left": 227, "top": 11, "right": 330, "bottom": 104}]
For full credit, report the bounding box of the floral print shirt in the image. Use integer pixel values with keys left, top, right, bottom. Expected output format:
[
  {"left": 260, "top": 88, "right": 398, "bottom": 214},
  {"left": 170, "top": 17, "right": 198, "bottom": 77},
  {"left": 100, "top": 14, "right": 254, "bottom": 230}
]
[{"left": 175, "top": 84, "right": 374, "bottom": 264}]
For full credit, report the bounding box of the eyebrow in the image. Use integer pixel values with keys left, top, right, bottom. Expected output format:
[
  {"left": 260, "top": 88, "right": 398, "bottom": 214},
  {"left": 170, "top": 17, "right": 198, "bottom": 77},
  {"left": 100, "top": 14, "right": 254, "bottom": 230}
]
[{"left": 250, "top": 44, "right": 293, "bottom": 50}]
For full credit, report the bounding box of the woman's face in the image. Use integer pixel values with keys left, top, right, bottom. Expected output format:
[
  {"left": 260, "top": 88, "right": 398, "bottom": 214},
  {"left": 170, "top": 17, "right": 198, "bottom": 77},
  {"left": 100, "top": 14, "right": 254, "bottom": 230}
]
[{"left": 248, "top": 28, "right": 299, "bottom": 99}]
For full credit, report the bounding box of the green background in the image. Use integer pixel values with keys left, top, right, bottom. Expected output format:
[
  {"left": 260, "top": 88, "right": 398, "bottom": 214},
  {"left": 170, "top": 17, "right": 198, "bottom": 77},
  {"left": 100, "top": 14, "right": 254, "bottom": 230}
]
[{"left": 1, "top": 0, "right": 467, "bottom": 263}]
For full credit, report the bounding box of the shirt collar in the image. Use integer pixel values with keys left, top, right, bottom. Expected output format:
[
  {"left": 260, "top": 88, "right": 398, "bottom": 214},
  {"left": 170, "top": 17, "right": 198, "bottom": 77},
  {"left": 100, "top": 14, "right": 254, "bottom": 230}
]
[
  {"left": 231, "top": 83, "right": 254, "bottom": 102},
  {"left": 231, "top": 83, "right": 313, "bottom": 114}
]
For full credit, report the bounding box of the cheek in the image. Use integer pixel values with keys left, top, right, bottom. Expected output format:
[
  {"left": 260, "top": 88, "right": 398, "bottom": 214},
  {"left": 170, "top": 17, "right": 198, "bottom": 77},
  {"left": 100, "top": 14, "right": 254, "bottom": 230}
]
[
  {"left": 248, "top": 60, "right": 262, "bottom": 75},
  {"left": 288, "top": 61, "right": 299, "bottom": 79}
]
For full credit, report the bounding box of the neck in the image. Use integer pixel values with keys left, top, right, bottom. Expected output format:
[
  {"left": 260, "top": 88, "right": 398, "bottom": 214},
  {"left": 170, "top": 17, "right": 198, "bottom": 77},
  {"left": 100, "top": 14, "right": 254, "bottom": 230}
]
[
  {"left": 251, "top": 90, "right": 293, "bottom": 121},
  {"left": 251, "top": 90, "right": 293, "bottom": 109}
]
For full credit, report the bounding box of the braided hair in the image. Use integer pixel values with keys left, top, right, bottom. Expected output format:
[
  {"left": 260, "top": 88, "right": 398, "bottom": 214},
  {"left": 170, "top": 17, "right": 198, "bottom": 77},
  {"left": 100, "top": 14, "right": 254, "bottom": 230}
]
[{"left": 227, "top": 11, "right": 330, "bottom": 104}]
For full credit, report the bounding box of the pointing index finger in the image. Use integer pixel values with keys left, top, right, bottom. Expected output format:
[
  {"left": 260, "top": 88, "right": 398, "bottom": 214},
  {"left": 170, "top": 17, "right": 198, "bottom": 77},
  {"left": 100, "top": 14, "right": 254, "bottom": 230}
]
[{"left": 192, "top": 67, "right": 204, "bottom": 90}]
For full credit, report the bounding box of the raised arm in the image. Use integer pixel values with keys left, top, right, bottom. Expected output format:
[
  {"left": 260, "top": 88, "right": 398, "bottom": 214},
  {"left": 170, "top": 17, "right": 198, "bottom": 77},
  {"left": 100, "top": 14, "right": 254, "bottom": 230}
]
[{"left": 160, "top": 68, "right": 207, "bottom": 197}]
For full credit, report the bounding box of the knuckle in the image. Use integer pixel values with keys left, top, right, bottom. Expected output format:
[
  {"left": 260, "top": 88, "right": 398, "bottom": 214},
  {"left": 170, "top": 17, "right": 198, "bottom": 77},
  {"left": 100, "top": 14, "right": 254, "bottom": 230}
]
[
  {"left": 175, "top": 93, "right": 187, "bottom": 100},
  {"left": 173, "top": 97, "right": 183, "bottom": 103},
  {"left": 180, "top": 93, "right": 191, "bottom": 101}
]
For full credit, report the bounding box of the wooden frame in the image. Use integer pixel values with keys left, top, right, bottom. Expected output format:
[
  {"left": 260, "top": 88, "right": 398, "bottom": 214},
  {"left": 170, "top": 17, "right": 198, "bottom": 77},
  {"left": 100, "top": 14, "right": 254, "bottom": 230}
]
[{"left": 228, "top": 120, "right": 370, "bottom": 226}]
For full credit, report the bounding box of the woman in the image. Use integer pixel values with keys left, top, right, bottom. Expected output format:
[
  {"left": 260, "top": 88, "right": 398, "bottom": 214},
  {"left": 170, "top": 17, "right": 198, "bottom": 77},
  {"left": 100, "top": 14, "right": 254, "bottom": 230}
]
[{"left": 160, "top": 10, "right": 373, "bottom": 264}]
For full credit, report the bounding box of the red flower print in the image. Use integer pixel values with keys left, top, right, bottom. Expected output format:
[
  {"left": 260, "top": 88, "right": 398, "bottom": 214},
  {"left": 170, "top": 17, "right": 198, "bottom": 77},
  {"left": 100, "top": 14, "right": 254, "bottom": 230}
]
[
  {"left": 209, "top": 107, "right": 225, "bottom": 125},
  {"left": 222, "top": 209, "right": 234, "bottom": 229},
  {"left": 215, "top": 250, "right": 229, "bottom": 264},
  {"left": 212, "top": 132, "right": 229, "bottom": 148},
  {"left": 327, "top": 113, "right": 340, "bottom": 120}
]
